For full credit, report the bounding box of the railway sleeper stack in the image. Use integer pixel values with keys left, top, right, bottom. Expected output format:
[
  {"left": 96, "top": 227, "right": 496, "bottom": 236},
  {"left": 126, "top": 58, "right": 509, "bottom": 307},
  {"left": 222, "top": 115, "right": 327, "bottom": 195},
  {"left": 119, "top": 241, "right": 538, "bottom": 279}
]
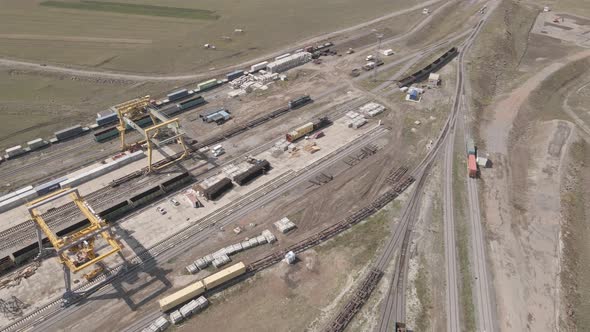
[
  {"left": 324, "top": 268, "right": 383, "bottom": 332},
  {"left": 186, "top": 230, "right": 276, "bottom": 274}
]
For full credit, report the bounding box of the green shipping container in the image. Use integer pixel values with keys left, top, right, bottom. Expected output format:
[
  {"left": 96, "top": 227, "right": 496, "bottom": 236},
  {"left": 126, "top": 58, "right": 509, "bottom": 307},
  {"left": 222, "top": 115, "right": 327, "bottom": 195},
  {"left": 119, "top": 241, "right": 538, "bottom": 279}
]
[
  {"left": 467, "top": 138, "right": 476, "bottom": 155},
  {"left": 197, "top": 79, "right": 219, "bottom": 91}
]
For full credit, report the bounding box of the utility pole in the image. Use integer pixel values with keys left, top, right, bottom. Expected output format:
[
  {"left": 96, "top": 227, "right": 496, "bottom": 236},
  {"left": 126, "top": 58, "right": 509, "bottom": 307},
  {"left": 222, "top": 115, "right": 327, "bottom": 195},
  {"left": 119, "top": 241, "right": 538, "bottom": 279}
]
[{"left": 373, "top": 33, "right": 383, "bottom": 82}]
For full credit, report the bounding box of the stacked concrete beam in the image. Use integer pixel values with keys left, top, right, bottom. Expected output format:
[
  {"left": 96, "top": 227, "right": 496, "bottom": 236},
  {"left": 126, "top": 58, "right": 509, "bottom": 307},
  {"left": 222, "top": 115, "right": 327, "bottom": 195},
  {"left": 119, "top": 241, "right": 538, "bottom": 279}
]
[{"left": 185, "top": 230, "right": 276, "bottom": 273}]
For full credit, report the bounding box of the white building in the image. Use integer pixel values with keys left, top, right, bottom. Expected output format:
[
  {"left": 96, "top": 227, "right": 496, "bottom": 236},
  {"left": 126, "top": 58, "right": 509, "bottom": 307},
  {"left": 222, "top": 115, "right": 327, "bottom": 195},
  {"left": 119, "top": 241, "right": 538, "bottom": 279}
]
[{"left": 266, "top": 52, "right": 312, "bottom": 73}]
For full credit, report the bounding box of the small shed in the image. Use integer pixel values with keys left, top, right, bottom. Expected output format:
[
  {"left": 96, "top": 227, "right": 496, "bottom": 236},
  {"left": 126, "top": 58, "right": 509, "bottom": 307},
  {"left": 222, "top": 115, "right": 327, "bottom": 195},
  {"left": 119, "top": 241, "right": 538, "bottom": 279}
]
[{"left": 428, "top": 73, "right": 441, "bottom": 87}]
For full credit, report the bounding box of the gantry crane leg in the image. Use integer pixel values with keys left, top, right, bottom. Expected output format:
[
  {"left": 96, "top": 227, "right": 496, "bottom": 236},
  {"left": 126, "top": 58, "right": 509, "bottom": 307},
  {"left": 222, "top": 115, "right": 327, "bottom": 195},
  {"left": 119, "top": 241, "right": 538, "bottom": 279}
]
[{"left": 35, "top": 225, "right": 44, "bottom": 257}]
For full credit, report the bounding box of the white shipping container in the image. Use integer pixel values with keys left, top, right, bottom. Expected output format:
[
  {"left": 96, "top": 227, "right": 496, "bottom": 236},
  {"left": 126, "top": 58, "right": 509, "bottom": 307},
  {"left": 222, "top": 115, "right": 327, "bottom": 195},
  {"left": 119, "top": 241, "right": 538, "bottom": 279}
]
[
  {"left": 381, "top": 49, "right": 395, "bottom": 56},
  {"left": 250, "top": 61, "right": 268, "bottom": 72},
  {"left": 6, "top": 145, "right": 24, "bottom": 157},
  {"left": 27, "top": 138, "right": 47, "bottom": 150}
]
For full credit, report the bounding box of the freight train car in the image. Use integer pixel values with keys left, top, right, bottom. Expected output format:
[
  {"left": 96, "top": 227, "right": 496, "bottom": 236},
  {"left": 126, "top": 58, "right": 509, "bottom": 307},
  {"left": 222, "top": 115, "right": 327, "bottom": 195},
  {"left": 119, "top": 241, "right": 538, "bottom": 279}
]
[
  {"left": 178, "top": 95, "right": 206, "bottom": 110},
  {"left": 93, "top": 115, "right": 153, "bottom": 143},
  {"left": 288, "top": 95, "right": 312, "bottom": 109},
  {"left": 55, "top": 125, "right": 84, "bottom": 141},
  {"left": 201, "top": 178, "right": 233, "bottom": 201},
  {"left": 397, "top": 47, "right": 458, "bottom": 87},
  {"left": 226, "top": 70, "right": 244, "bottom": 81},
  {"left": 468, "top": 154, "right": 477, "bottom": 178},
  {"left": 202, "top": 262, "right": 246, "bottom": 289},
  {"left": 197, "top": 79, "right": 220, "bottom": 92},
  {"left": 234, "top": 160, "right": 270, "bottom": 186},
  {"left": 96, "top": 111, "right": 118, "bottom": 127},
  {"left": 159, "top": 262, "right": 246, "bottom": 312},
  {"left": 94, "top": 127, "right": 119, "bottom": 143},
  {"left": 159, "top": 281, "right": 206, "bottom": 312},
  {"left": 286, "top": 122, "right": 314, "bottom": 142},
  {"left": 168, "top": 89, "right": 189, "bottom": 102}
]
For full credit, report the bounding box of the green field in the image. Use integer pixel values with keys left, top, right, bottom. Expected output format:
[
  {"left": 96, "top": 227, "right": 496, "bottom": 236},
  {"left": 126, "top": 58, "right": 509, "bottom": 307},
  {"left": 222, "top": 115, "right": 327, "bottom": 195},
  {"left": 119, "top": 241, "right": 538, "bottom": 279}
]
[{"left": 40, "top": 1, "right": 219, "bottom": 20}]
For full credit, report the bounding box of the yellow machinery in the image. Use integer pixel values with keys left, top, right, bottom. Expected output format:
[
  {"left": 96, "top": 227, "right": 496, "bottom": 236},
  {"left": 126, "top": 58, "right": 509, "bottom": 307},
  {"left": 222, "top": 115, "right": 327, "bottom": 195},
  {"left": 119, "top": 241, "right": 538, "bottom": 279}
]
[
  {"left": 114, "top": 96, "right": 189, "bottom": 172},
  {"left": 27, "top": 188, "right": 124, "bottom": 299}
]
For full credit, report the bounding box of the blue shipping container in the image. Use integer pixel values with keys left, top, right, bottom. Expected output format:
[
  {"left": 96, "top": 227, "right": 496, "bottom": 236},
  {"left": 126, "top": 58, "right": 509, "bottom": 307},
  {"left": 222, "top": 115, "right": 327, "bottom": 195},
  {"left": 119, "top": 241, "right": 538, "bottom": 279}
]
[
  {"left": 96, "top": 113, "right": 118, "bottom": 126},
  {"left": 167, "top": 89, "right": 189, "bottom": 102},
  {"left": 226, "top": 70, "right": 244, "bottom": 81},
  {"left": 35, "top": 176, "right": 68, "bottom": 196},
  {"left": 55, "top": 125, "right": 83, "bottom": 140}
]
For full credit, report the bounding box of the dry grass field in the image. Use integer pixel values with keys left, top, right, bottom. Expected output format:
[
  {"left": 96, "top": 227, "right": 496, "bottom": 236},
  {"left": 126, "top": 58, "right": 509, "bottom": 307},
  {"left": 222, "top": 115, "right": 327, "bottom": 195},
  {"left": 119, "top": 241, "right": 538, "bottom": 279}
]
[
  {"left": 0, "top": 0, "right": 421, "bottom": 149},
  {"left": 0, "top": 0, "right": 416, "bottom": 74}
]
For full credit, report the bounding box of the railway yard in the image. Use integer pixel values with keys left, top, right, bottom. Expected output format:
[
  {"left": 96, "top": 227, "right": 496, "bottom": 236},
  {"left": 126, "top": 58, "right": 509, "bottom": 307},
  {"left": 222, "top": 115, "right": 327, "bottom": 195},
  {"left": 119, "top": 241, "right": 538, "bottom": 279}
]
[{"left": 2, "top": 0, "right": 590, "bottom": 331}]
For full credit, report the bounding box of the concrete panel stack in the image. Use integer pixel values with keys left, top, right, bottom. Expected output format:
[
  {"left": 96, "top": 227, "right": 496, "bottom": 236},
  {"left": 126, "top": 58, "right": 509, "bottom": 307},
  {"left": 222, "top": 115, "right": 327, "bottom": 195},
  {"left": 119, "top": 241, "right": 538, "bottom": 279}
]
[
  {"left": 359, "top": 102, "right": 386, "bottom": 117},
  {"left": 142, "top": 316, "right": 170, "bottom": 332},
  {"left": 344, "top": 111, "right": 368, "bottom": 129},
  {"left": 212, "top": 254, "right": 231, "bottom": 268},
  {"left": 178, "top": 296, "right": 209, "bottom": 320},
  {"left": 169, "top": 311, "right": 184, "bottom": 325},
  {"left": 262, "top": 229, "right": 277, "bottom": 243},
  {"left": 274, "top": 217, "right": 296, "bottom": 233},
  {"left": 229, "top": 75, "right": 251, "bottom": 89},
  {"left": 179, "top": 300, "right": 197, "bottom": 318},
  {"left": 186, "top": 230, "right": 276, "bottom": 273}
]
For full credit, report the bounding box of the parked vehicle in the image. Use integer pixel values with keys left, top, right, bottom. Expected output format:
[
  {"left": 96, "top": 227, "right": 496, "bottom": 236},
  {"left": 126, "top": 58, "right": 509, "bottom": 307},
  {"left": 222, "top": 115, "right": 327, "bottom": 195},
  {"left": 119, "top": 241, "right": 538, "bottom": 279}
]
[{"left": 157, "top": 207, "right": 167, "bottom": 215}]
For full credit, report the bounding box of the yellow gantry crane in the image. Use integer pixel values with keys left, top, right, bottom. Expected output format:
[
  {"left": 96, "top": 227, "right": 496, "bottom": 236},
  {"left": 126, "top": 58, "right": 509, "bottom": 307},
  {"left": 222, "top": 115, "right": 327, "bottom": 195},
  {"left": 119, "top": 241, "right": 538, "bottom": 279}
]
[
  {"left": 113, "top": 96, "right": 189, "bottom": 172},
  {"left": 27, "top": 188, "right": 124, "bottom": 300}
]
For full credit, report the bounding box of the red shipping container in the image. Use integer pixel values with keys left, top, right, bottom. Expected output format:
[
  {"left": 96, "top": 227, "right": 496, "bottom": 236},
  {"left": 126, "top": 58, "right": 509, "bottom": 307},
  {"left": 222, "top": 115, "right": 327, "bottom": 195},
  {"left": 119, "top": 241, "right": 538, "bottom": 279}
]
[{"left": 468, "top": 154, "right": 477, "bottom": 178}]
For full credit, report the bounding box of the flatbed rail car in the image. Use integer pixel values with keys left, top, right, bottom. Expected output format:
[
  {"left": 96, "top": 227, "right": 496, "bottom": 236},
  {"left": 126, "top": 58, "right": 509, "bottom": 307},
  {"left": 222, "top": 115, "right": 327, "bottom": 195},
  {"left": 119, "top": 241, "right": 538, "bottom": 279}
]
[
  {"left": 397, "top": 47, "right": 458, "bottom": 87},
  {"left": 93, "top": 115, "right": 153, "bottom": 143}
]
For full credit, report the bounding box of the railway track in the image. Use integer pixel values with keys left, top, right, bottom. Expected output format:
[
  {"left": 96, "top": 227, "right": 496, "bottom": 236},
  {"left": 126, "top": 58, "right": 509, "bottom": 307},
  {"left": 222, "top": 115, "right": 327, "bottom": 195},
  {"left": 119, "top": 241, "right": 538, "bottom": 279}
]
[
  {"left": 322, "top": 15, "right": 490, "bottom": 332},
  {"left": 1, "top": 118, "right": 390, "bottom": 332},
  {"left": 0, "top": 96, "right": 371, "bottom": 260}
]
